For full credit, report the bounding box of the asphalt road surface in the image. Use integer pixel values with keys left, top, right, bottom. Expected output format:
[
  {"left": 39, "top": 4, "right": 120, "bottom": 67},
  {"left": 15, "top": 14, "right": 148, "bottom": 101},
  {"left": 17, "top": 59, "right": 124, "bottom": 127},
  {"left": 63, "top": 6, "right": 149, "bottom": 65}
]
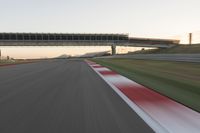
[{"left": 0, "top": 60, "right": 154, "bottom": 133}]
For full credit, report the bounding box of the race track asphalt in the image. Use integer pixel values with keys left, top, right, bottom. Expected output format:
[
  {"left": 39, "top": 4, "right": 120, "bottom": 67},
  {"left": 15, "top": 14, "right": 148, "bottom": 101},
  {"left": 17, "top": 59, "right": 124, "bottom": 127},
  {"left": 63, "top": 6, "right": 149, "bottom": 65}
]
[{"left": 0, "top": 59, "right": 154, "bottom": 133}]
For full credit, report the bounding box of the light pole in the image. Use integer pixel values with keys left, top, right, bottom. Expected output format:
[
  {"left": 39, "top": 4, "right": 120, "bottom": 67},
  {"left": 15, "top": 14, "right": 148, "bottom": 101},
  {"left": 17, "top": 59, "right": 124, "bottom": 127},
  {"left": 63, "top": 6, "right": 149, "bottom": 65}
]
[{"left": 189, "top": 33, "right": 192, "bottom": 45}]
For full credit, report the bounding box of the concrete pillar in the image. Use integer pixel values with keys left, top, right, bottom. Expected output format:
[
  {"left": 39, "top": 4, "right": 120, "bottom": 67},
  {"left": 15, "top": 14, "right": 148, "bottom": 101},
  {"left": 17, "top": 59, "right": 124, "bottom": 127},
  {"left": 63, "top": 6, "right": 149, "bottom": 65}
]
[
  {"left": 111, "top": 44, "right": 116, "bottom": 55},
  {"left": 0, "top": 49, "right": 1, "bottom": 61}
]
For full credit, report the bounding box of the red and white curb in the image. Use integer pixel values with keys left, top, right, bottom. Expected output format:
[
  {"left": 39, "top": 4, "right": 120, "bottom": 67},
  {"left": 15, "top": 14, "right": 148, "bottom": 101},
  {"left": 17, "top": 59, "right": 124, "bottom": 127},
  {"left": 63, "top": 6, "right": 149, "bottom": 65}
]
[{"left": 86, "top": 60, "right": 200, "bottom": 133}]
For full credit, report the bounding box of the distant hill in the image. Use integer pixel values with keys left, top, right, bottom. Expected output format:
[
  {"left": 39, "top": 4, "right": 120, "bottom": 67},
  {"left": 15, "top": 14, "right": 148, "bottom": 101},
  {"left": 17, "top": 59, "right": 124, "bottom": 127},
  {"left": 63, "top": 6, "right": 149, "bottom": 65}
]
[
  {"left": 55, "top": 54, "right": 71, "bottom": 59},
  {"left": 80, "top": 51, "right": 110, "bottom": 58},
  {"left": 129, "top": 44, "right": 200, "bottom": 54}
]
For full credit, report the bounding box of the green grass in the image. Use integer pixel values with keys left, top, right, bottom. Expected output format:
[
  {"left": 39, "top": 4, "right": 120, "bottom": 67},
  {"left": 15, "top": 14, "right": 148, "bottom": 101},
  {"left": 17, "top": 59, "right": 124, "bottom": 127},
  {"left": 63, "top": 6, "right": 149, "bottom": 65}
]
[
  {"left": 132, "top": 44, "right": 200, "bottom": 54},
  {"left": 92, "top": 58, "right": 200, "bottom": 112},
  {"left": 0, "top": 60, "right": 16, "bottom": 65}
]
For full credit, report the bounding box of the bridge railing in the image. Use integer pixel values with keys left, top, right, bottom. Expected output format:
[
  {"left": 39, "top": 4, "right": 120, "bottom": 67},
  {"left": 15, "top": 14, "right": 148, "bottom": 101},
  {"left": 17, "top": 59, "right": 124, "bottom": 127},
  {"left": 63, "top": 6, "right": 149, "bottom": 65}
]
[
  {"left": 129, "top": 37, "right": 180, "bottom": 45},
  {"left": 0, "top": 33, "right": 129, "bottom": 43}
]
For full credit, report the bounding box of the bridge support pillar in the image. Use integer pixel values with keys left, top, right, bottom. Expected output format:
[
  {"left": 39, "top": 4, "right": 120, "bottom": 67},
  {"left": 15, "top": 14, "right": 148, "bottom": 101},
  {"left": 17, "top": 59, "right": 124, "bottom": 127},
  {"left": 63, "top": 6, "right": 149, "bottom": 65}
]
[{"left": 111, "top": 44, "right": 116, "bottom": 55}]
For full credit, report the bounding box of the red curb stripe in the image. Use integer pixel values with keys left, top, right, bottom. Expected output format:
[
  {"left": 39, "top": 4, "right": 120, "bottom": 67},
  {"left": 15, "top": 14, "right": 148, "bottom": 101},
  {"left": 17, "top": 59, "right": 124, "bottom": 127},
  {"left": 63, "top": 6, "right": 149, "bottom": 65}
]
[
  {"left": 92, "top": 65, "right": 104, "bottom": 68},
  {"left": 115, "top": 84, "right": 170, "bottom": 104},
  {"left": 99, "top": 70, "right": 118, "bottom": 75},
  {"left": 87, "top": 60, "right": 200, "bottom": 133}
]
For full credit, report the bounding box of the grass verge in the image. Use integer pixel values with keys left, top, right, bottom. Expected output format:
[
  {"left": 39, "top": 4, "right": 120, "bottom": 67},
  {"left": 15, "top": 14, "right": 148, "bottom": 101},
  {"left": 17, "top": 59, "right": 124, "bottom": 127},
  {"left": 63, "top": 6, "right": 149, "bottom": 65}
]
[
  {"left": 131, "top": 44, "right": 200, "bottom": 54},
  {"left": 92, "top": 58, "right": 200, "bottom": 112}
]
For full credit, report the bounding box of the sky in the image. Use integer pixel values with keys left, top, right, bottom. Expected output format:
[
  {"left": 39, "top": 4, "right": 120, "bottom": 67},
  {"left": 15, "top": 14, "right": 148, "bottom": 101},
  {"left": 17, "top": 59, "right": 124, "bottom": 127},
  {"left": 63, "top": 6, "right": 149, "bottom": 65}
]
[{"left": 0, "top": 0, "right": 200, "bottom": 58}]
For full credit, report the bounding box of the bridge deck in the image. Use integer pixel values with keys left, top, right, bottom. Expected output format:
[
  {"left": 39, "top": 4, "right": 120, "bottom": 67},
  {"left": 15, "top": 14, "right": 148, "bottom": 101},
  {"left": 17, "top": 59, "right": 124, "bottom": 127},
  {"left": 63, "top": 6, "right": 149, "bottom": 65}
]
[
  {"left": 0, "top": 33, "right": 128, "bottom": 42},
  {"left": 0, "top": 33, "right": 179, "bottom": 47}
]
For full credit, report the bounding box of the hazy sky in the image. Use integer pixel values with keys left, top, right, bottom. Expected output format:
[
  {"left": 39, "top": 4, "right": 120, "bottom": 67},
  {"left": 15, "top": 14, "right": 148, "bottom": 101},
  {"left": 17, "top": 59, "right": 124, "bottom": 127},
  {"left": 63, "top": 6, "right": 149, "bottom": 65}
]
[
  {"left": 0, "top": 0, "right": 199, "bottom": 58},
  {"left": 0, "top": 0, "right": 200, "bottom": 37}
]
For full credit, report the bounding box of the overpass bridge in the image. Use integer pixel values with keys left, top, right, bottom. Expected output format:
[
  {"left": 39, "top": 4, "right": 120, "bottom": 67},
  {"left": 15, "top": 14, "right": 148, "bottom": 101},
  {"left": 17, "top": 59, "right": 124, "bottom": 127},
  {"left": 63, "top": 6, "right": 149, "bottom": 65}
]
[{"left": 0, "top": 33, "right": 180, "bottom": 55}]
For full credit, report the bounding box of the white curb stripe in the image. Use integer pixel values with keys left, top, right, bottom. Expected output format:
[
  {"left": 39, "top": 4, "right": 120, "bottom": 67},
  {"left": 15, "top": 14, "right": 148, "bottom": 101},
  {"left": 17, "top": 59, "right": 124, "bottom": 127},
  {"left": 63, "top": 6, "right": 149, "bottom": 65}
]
[
  {"left": 94, "top": 67, "right": 111, "bottom": 72},
  {"left": 86, "top": 61, "right": 200, "bottom": 133},
  {"left": 87, "top": 61, "right": 169, "bottom": 133}
]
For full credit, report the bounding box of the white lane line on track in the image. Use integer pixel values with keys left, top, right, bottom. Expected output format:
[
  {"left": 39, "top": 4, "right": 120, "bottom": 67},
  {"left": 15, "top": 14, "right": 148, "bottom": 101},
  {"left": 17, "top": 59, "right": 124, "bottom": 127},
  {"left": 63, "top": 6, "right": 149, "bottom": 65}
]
[
  {"left": 109, "top": 77, "right": 200, "bottom": 133},
  {"left": 88, "top": 64, "right": 200, "bottom": 133},
  {"left": 86, "top": 61, "right": 200, "bottom": 133},
  {"left": 87, "top": 62, "right": 169, "bottom": 133}
]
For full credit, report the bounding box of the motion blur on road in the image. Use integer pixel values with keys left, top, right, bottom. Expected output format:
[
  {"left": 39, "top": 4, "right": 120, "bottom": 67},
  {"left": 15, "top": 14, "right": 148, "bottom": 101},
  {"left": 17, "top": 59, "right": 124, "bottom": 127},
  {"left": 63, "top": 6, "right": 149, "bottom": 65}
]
[
  {"left": 0, "top": 60, "right": 153, "bottom": 133},
  {"left": 0, "top": 0, "right": 200, "bottom": 132}
]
